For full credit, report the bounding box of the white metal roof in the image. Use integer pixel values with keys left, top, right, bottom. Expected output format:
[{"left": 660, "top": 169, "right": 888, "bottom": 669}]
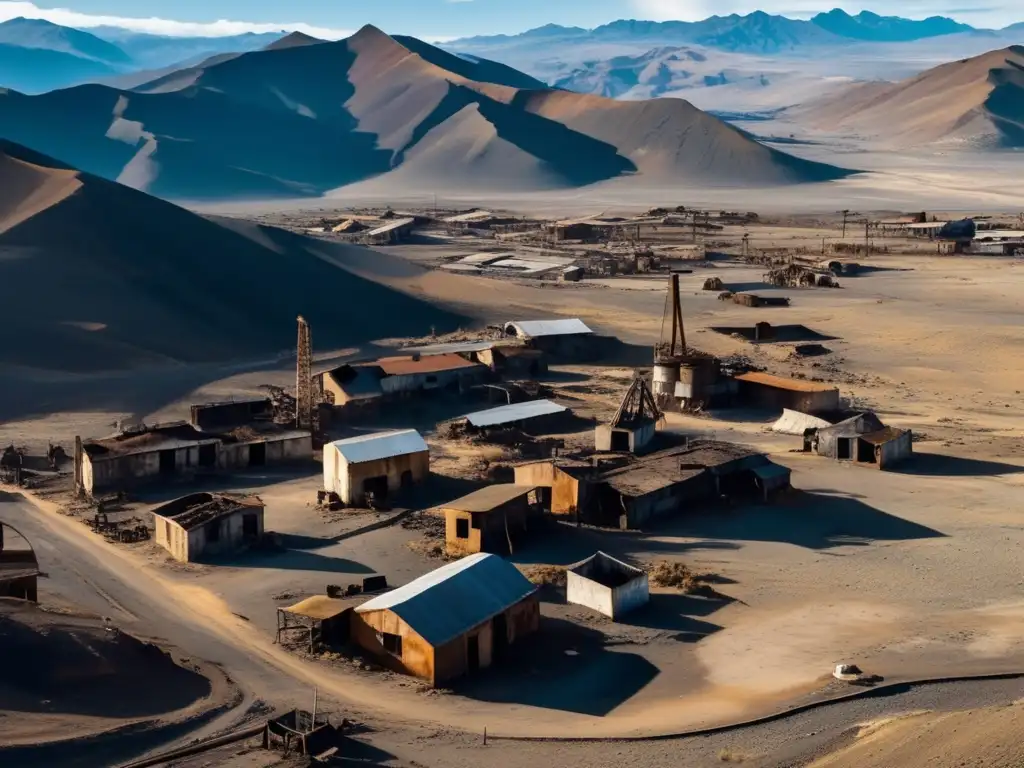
[
  {"left": 444, "top": 210, "right": 494, "bottom": 223},
  {"left": 771, "top": 408, "right": 831, "bottom": 436},
  {"left": 458, "top": 252, "right": 515, "bottom": 265},
  {"left": 504, "top": 318, "right": 593, "bottom": 338},
  {"left": 365, "top": 217, "right": 415, "bottom": 236},
  {"left": 356, "top": 553, "right": 536, "bottom": 646},
  {"left": 327, "top": 429, "right": 427, "bottom": 465},
  {"left": 462, "top": 399, "right": 568, "bottom": 428},
  {"left": 489, "top": 258, "right": 565, "bottom": 274}
]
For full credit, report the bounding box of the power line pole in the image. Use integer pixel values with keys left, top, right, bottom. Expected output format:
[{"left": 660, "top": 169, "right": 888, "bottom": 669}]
[{"left": 296, "top": 316, "right": 313, "bottom": 431}]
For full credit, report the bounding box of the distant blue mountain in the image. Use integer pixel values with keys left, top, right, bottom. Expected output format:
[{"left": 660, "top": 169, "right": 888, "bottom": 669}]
[
  {"left": 811, "top": 9, "right": 972, "bottom": 41},
  {"left": 0, "top": 17, "right": 130, "bottom": 64}
]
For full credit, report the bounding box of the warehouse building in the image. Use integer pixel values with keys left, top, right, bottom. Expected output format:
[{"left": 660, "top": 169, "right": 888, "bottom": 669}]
[
  {"left": 734, "top": 372, "right": 840, "bottom": 415},
  {"left": 323, "top": 430, "right": 430, "bottom": 506},
  {"left": 442, "top": 484, "right": 540, "bottom": 556},
  {"left": 152, "top": 492, "right": 264, "bottom": 563},
  {"left": 455, "top": 399, "right": 571, "bottom": 436},
  {"left": 503, "top": 318, "right": 595, "bottom": 359},
  {"left": 351, "top": 553, "right": 539, "bottom": 686}
]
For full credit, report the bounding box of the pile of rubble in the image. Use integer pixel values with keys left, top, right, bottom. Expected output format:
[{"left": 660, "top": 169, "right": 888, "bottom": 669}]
[{"left": 764, "top": 264, "right": 838, "bottom": 288}]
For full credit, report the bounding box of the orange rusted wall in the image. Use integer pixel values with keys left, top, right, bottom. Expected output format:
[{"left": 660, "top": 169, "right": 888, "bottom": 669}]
[{"left": 350, "top": 608, "right": 435, "bottom": 682}]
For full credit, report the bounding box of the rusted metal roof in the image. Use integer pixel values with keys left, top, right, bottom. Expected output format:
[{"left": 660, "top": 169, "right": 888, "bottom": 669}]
[
  {"left": 735, "top": 372, "right": 838, "bottom": 393},
  {"left": 376, "top": 353, "right": 481, "bottom": 376},
  {"left": 442, "top": 484, "right": 536, "bottom": 513},
  {"left": 859, "top": 426, "right": 909, "bottom": 445},
  {"left": 281, "top": 595, "right": 366, "bottom": 621}
]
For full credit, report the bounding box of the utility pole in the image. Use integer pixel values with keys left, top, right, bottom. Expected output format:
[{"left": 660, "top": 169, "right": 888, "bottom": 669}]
[
  {"left": 864, "top": 220, "right": 871, "bottom": 256},
  {"left": 295, "top": 316, "right": 313, "bottom": 431}
]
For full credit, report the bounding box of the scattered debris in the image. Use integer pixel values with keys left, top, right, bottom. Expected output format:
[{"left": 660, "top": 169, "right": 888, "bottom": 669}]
[{"left": 702, "top": 276, "right": 725, "bottom": 291}]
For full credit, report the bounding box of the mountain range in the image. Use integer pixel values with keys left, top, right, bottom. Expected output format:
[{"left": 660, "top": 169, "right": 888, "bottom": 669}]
[
  {"left": 448, "top": 9, "right": 1012, "bottom": 54},
  {"left": 0, "top": 138, "right": 465, "bottom": 371},
  {"left": 795, "top": 45, "right": 1024, "bottom": 148},
  {"left": 0, "top": 25, "right": 851, "bottom": 200},
  {"left": 0, "top": 17, "right": 281, "bottom": 93}
]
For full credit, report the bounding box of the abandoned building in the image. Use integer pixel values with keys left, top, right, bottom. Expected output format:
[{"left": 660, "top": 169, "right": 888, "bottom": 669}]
[
  {"left": 322, "top": 430, "right": 430, "bottom": 506},
  {"left": 772, "top": 408, "right": 832, "bottom": 435},
  {"left": 734, "top": 372, "right": 840, "bottom": 415},
  {"left": 595, "top": 376, "right": 660, "bottom": 454},
  {"left": 503, "top": 318, "right": 594, "bottom": 358},
  {"left": 474, "top": 345, "right": 547, "bottom": 378},
  {"left": 0, "top": 522, "right": 39, "bottom": 602},
  {"left": 78, "top": 422, "right": 311, "bottom": 496},
  {"left": 566, "top": 552, "right": 649, "bottom": 620},
  {"left": 189, "top": 398, "right": 273, "bottom": 430},
  {"left": 363, "top": 217, "right": 415, "bottom": 245},
  {"left": 513, "top": 458, "right": 594, "bottom": 516},
  {"left": 732, "top": 293, "right": 791, "bottom": 308},
  {"left": 319, "top": 353, "right": 487, "bottom": 414},
  {"left": 443, "top": 485, "right": 540, "bottom": 556},
  {"left": 276, "top": 594, "right": 367, "bottom": 653},
  {"left": 582, "top": 442, "right": 792, "bottom": 529},
  {"left": 351, "top": 553, "right": 540, "bottom": 686},
  {"left": 152, "top": 492, "right": 264, "bottom": 562},
  {"left": 808, "top": 412, "right": 913, "bottom": 470},
  {"left": 456, "top": 399, "right": 571, "bottom": 436}
]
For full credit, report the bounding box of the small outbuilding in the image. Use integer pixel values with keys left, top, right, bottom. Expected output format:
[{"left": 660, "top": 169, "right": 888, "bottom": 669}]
[
  {"left": 0, "top": 522, "right": 39, "bottom": 602},
  {"left": 809, "top": 412, "right": 913, "bottom": 470},
  {"left": 595, "top": 375, "right": 660, "bottom": 454},
  {"left": 323, "top": 430, "right": 430, "bottom": 506},
  {"left": 351, "top": 553, "right": 539, "bottom": 686},
  {"left": 567, "top": 552, "right": 649, "bottom": 620},
  {"left": 513, "top": 458, "right": 594, "bottom": 516},
  {"left": 442, "top": 484, "right": 540, "bottom": 556},
  {"left": 503, "top": 318, "right": 594, "bottom": 359},
  {"left": 152, "top": 492, "right": 264, "bottom": 562},
  {"left": 276, "top": 594, "right": 366, "bottom": 653},
  {"left": 457, "top": 399, "right": 571, "bottom": 435},
  {"left": 734, "top": 372, "right": 840, "bottom": 415}
]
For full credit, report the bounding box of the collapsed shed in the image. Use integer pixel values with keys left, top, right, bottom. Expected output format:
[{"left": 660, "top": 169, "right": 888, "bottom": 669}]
[
  {"left": 152, "top": 492, "right": 264, "bottom": 562},
  {"left": 442, "top": 484, "right": 540, "bottom": 556},
  {"left": 276, "top": 595, "right": 367, "bottom": 653},
  {"left": 323, "top": 430, "right": 430, "bottom": 506},
  {"left": 567, "top": 552, "right": 649, "bottom": 620},
  {"left": 351, "top": 553, "right": 540, "bottom": 686},
  {"left": 513, "top": 458, "right": 594, "bottom": 516}
]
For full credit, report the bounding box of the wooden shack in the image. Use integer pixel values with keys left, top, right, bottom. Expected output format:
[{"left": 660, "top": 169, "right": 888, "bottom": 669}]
[
  {"left": 442, "top": 484, "right": 539, "bottom": 556},
  {"left": 351, "top": 553, "right": 539, "bottom": 686}
]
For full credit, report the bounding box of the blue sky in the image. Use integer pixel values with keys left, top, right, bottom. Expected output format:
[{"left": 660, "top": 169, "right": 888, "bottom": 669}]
[{"left": 0, "top": 0, "right": 1018, "bottom": 39}]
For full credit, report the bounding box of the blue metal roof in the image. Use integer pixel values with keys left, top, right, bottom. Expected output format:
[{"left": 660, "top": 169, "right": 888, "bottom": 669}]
[
  {"left": 462, "top": 399, "right": 568, "bottom": 428},
  {"left": 355, "top": 553, "right": 536, "bottom": 646}
]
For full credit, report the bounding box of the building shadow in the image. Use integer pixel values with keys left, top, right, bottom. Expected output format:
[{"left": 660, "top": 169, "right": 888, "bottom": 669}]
[
  {"left": 893, "top": 453, "right": 1024, "bottom": 478},
  {"left": 326, "top": 736, "right": 399, "bottom": 766},
  {"left": 618, "top": 593, "right": 725, "bottom": 638},
  {"left": 650, "top": 490, "right": 944, "bottom": 550},
  {"left": 453, "top": 616, "right": 659, "bottom": 716},
  {"left": 218, "top": 547, "right": 375, "bottom": 574}
]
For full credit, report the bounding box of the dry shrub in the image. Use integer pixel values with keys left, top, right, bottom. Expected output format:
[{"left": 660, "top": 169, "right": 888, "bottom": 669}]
[
  {"left": 648, "top": 560, "right": 727, "bottom": 599},
  {"left": 717, "top": 748, "right": 747, "bottom": 763},
  {"left": 406, "top": 538, "right": 449, "bottom": 560},
  {"left": 518, "top": 564, "right": 567, "bottom": 587},
  {"left": 702, "top": 276, "right": 725, "bottom": 291}
]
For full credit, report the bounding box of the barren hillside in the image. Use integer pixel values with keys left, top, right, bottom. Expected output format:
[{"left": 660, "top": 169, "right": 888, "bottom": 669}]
[
  {"left": 0, "top": 140, "right": 466, "bottom": 371},
  {"left": 0, "top": 25, "right": 851, "bottom": 199},
  {"left": 796, "top": 45, "right": 1024, "bottom": 147}
]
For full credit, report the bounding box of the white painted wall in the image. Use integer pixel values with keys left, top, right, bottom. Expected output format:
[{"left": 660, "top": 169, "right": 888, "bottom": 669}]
[{"left": 566, "top": 570, "right": 614, "bottom": 617}]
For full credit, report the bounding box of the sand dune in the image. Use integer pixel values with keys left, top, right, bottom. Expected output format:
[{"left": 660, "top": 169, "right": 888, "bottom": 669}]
[
  {"left": 0, "top": 140, "right": 467, "bottom": 372},
  {"left": 0, "top": 24, "right": 850, "bottom": 199},
  {"left": 797, "top": 45, "right": 1024, "bottom": 147}
]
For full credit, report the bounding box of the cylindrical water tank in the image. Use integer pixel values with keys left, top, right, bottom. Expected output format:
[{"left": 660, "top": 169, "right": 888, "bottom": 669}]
[{"left": 652, "top": 359, "right": 680, "bottom": 398}]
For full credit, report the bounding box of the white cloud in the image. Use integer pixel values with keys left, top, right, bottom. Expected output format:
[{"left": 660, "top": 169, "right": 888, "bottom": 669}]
[{"left": 0, "top": 1, "right": 354, "bottom": 38}]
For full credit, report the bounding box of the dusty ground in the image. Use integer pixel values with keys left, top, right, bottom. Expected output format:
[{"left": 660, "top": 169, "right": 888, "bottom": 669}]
[{"left": 3, "top": 221, "right": 1024, "bottom": 764}]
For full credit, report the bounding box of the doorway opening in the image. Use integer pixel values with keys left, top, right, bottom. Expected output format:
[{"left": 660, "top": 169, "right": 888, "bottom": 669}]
[{"left": 248, "top": 442, "right": 266, "bottom": 467}]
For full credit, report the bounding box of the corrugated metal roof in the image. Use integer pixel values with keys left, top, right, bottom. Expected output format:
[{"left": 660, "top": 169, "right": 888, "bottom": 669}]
[
  {"left": 505, "top": 318, "right": 593, "bottom": 338},
  {"left": 458, "top": 252, "right": 515, "bottom": 265},
  {"left": 444, "top": 210, "right": 494, "bottom": 222},
  {"left": 462, "top": 399, "right": 568, "bottom": 428},
  {"left": 772, "top": 408, "right": 832, "bottom": 435},
  {"left": 376, "top": 353, "right": 481, "bottom": 376},
  {"left": 735, "top": 372, "right": 838, "bottom": 393},
  {"left": 365, "top": 217, "right": 415, "bottom": 236},
  {"left": 355, "top": 553, "right": 536, "bottom": 646},
  {"left": 443, "top": 484, "right": 536, "bottom": 513},
  {"left": 328, "top": 430, "right": 428, "bottom": 465}
]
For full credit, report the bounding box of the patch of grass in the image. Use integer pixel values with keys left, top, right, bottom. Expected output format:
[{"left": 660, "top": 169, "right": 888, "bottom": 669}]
[
  {"left": 517, "top": 564, "right": 567, "bottom": 587},
  {"left": 717, "top": 748, "right": 747, "bottom": 763}
]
